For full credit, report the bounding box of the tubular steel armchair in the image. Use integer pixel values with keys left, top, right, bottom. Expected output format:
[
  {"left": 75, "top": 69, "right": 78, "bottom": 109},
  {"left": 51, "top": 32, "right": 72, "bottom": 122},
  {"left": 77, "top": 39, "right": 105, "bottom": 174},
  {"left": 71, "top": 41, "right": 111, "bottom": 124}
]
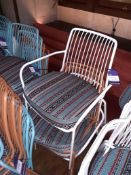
[
  {"left": 78, "top": 100, "right": 131, "bottom": 175},
  {"left": 20, "top": 28, "right": 117, "bottom": 173}
]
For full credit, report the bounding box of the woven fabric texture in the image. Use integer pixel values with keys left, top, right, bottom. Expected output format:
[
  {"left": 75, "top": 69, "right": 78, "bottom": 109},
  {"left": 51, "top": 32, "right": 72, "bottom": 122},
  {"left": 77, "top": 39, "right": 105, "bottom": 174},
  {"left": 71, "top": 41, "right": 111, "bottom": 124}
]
[
  {"left": 0, "top": 56, "right": 35, "bottom": 97},
  {"left": 25, "top": 71, "right": 98, "bottom": 129},
  {"left": 30, "top": 108, "right": 96, "bottom": 157},
  {"left": 89, "top": 148, "right": 131, "bottom": 175}
]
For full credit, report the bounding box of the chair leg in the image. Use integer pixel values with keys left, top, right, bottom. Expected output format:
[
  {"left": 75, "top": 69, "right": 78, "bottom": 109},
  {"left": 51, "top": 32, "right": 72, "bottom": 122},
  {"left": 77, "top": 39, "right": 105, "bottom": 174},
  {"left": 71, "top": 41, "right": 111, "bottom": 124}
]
[
  {"left": 69, "top": 152, "right": 75, "bottom": 175},
  {"left": 69, "top": 129, "right": 76, "bottom": 175}
]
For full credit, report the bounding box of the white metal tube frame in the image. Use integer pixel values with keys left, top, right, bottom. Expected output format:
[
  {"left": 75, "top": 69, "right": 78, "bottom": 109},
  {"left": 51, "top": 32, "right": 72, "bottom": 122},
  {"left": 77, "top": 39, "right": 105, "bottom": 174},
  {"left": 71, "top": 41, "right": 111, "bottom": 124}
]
[
  {"left": 20, "top": 51, "right": 112, "bottom": 171},
  {"left": 78, "top": 118, "right": 131, "bottom": 175}
]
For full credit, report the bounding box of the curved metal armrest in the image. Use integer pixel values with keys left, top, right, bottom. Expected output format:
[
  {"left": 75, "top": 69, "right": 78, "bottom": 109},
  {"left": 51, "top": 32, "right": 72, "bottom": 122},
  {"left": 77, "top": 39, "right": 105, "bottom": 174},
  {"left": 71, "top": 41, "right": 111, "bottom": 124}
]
[
  {"left": 20, "top": 50, "right": 65, "bottom": 88},
  {"left": 78, "top": 118, "right": 130, "bottom": 175}
]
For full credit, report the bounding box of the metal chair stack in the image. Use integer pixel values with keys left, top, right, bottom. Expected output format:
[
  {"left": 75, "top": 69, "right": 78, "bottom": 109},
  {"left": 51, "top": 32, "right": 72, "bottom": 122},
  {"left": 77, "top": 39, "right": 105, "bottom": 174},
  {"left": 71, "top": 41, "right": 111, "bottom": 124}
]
[
  {"left": 20, "top": 28, "right": 117, "bottom": 174},
  {"left": 0, "top": 19, "right": 48, "bottom": 99},
  {"left": 12, "top": 23, "right": 47, "bottom": 76},
  {"left": 0, "top": 77, "right": 35, "bottom": 174},
  {"left": 0, "top": 56, "right": 35, "bottom": 100}
]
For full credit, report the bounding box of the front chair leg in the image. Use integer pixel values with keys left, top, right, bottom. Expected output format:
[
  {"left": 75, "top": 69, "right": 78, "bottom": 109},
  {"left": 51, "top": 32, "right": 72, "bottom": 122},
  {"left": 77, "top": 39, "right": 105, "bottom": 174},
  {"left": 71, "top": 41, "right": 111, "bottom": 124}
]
[{"left": 69, "top": 129, "right": 76, "bottom": 175}]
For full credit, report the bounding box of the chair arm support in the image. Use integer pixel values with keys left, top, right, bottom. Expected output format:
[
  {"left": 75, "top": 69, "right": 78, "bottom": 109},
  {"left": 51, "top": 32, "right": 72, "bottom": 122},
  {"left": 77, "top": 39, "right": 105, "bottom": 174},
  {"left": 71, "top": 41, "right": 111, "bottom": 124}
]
[
  {"left": 75, "top": 84, "right": 112, "bottom": 130},
  {"left": 20, "top": 50, "right": 65, "bottom": 88},
  {"left": 78, "top": 118, "right": 129, "bottom": 175}
]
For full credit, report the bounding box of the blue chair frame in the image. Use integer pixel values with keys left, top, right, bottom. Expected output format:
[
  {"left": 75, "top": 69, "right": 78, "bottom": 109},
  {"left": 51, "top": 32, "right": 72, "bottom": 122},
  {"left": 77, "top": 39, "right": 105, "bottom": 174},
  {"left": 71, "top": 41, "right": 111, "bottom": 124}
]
[
  {"left": 22, "top": 106, "right": 35, "bottom": 169},
  {"left": 0, "top": 15, "right": 12, "bottom": 55}
]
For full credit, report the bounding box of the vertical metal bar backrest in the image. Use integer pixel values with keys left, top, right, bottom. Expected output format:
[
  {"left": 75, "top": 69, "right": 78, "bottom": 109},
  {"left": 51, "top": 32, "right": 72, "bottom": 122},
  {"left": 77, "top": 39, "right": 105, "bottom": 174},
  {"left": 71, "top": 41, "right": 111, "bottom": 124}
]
[
  {"left": 22, "top": 106, "right": 35, "bottom": 168},
  {"left": 7, "top": 86, "right": 26, "bottom": 160},
  {"left": 12, "top": 23, "right": 43, "bottom": 75},
  {"left": 103, "top": 100, "right": 131, "bottom": 154},
  {"left": 61, "top": 28, "right": 117, "bottom": 92},
  {"left": 12, "top": 23, "right": 39, "bottom": 59},
  {"left": 0, "top": 77, "right": 15, "bottom": 163},
  {"left": 0, "top": 15, "right": 12, "bottom": 54},
  {"left": 14, "top": 93, "right": 27, "bottom": 160}
]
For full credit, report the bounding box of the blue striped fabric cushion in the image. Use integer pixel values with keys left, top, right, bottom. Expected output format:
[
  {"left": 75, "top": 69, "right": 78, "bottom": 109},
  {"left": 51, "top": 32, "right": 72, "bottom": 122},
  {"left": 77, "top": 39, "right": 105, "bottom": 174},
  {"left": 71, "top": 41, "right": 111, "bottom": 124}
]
[
  {"left": 0, "top": 56, "right": 34, "bottom": 98},
  {"left": 30, "top": 108, "right": 96, "bottom": 157},
  {"left": 119, "top": 84, "right": 131, "bottom": 109},
  {"left": 25, "top": 71, "right": 99, "bottom": 129},
  {"left": 89, "top": 148, "right": 131, "bottom": 175}
]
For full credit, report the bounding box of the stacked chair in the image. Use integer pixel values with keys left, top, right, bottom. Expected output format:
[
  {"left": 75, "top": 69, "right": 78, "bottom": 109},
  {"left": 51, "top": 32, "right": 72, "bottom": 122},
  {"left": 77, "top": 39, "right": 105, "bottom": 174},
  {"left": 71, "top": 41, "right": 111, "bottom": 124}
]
[
  {"left": 0, "top": 15, "right": 48, "bottom": 100},
  {"left": 0, "top": 15, "right": 12, "bottom": 56},
  {"left": 0, "top": 77, "right": 36, "bottom": 174},
  {"left": 78, "top": 84, "right": 131, "bottom": 175},
  {"left": 11, "top": 23, "right": 45, "bottom": 75},
  {"left": 20, "top": 28, "right": 118, "bottom": 174}
]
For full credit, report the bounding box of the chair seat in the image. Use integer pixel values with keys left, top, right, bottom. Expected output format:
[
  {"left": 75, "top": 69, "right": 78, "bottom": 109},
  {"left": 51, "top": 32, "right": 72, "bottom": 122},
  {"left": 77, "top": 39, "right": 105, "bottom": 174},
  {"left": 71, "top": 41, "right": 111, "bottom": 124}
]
[
  {"left": 25, "top": 71, "right": 99, "bottom": 129},
  {"left": 89, "top": 148, "right": 131, "bottom": 175},
  {"left": 0, "top": 56, "right": 34, "bottom": 96},
  {"left": 30, "top": 109, "right": 96, "bottom": 157}
]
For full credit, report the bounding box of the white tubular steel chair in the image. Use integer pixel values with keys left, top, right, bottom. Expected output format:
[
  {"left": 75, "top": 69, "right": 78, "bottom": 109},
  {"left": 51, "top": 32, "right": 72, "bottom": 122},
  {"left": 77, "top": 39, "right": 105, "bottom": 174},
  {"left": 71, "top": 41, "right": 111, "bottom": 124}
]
[
  {"left": 20, "top": 28, "right": 117, "bottom": 173},
  {"left": 78, "top": 100, "right": 131, "bottom": 175}
]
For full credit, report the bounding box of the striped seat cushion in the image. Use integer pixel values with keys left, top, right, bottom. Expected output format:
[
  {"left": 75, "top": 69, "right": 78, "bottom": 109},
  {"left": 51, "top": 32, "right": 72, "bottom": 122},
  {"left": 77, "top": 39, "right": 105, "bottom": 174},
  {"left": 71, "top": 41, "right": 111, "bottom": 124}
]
[
  {"left": 119, "top": 84, "right": 131, "bottom": 109},
  {"left": 89, "top": 148, "right": 131, "bottom": 175},
  {"left": 30, "top": 108, "right": 96, "bottom": 157},
  {"left": 25, "top": 71, "right": 99, "bottom": 129},
  {"left": 0, "top": 56, "right": 34, "bottom": 97}
]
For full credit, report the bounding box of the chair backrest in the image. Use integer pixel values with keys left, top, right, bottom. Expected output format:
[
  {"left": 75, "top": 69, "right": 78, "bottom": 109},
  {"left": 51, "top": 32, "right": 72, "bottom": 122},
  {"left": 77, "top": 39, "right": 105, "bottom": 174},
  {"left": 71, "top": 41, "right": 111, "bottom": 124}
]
[
  {"left": 61, "top": 28, "right": 117, "bottom": 92},
  {"left": 5, "top": 76, "right": 35, "bottom": 168},
  {"left": 107, "top": 100, "right": 131, "bottom": 150},
  {"left": 12, "top": 23, "right": 41, "bottom": 59},
  {"left": 0, "top": 15, "right": 12, "bottom": 53},
  {"left": 12, "top": 23, "right": 43, "bottom": 75},
  {"left": 0, "top": 76, "right": 35, "bottom": 169},
  {"left": 7, "top": 86, "right": 26, "bottom": 160},
  {"left": 0, "top": 77, "right": 15, "bottom": 160}
]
